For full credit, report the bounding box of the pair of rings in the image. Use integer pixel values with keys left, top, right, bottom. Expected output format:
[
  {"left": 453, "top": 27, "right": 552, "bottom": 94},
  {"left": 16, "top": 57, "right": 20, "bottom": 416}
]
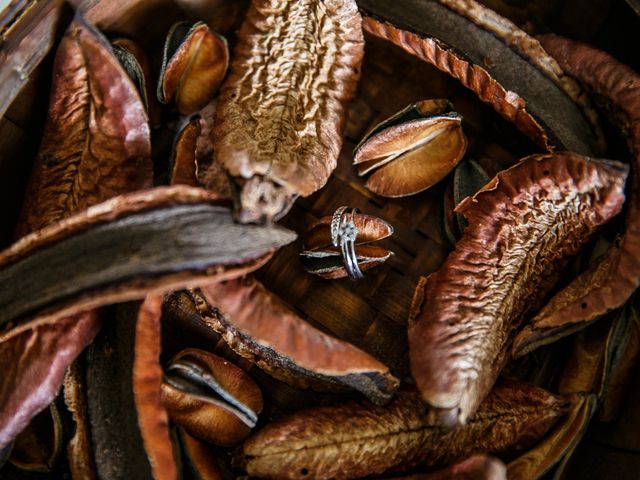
[{"left": 331, "top": 206, "right": 363, "bottom": 280}]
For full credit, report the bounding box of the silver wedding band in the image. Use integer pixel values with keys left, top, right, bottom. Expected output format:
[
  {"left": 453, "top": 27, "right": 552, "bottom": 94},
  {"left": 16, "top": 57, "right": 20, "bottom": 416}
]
[{"left": 331, "top": 206, "right": 363, "bottom": 280}]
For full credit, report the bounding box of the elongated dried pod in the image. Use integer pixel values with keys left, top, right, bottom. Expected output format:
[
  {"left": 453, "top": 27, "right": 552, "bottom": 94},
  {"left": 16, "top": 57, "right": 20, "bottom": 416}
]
[
  {"left": 513, "top": 36, "right": 640, "bottom": 356},
  {"left": 158, "top": 21, "right": 229, "bottom": 115},
  {"left": 300, "top": 212, "right": 394, "bottom": 279},
  {"left": 507, "top": 393, "right": 596, "bottom": 480},
  {"left": 354, "top": 100, "right": 467, "bottom": 197},
  {"left": 409, "top": 153, "right": 627, "bottom": 428},
  {"left": 161, "top": 348, "right": 263, "bottom": 446},
  {"left": 193, "top": 276, "right": 400, "bottom": 405},
  {"left": 236, "top": 379, "right": 567, "bottom": 480},
  {"left": 358, "top": 0, "right": 600, "bottom": 155},
  {"left": 15, "top": 16, "right": 152, "bottom": 238},
  {"left": 390, "top": 455, "right": 506, "bottom": 480},
  {"left": 212, "top": 0, "right": 364, "bottom": 222}
]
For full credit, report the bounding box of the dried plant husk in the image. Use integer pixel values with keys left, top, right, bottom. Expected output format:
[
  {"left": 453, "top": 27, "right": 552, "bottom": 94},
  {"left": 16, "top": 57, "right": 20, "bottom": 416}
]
[
  {"left": 300, "top": 213, "right": 394, "bottom": 279},
  {"left": 354, "top": 100, "right": 467, "bottom": 197},
  {"left": 178, "top": 429, "right": 225, "bottom": 480},
  {"left": 0, "top": 186, "right": 295, "bottom": 333},
  {"left": 161, "top": 348, "right": 263, "bottom": 446},
  {"left": 409, "top": 152, "right": 628, "bottom": 428},
  {"left": 191, "top": 276, "right": 400, "bottom": 405},
  {"left": 15, "top": 15, "right": 152, "bottom": 238},
  {"left": 8, "top": 404, "right": 63, "bottom": 472},
  {"left": 513, "top": 36, "right": 640, "bottom": 356},
  {"left": 212, "top": 0, "right": 364, "bottom": 223},
  {"left": 358, "top": 1, "right": 600, "bottom": 155},
  {"left": 158, "top": 21, "right": 229, "bottom": 116},
  {"left": 236, "top": 379, "right": 567, "bottom": 480},
  {"left": 170, "top": 117, "right": 201, "bottom": 187},
  {"left": 507, "top": 393, "right": 596, "bottom": 480},
  {"left": 453, "top": 159, "right": 490, "bottom": 234},
  {"left": 389, "top": 454, "right": 506, "bottom": 480}
]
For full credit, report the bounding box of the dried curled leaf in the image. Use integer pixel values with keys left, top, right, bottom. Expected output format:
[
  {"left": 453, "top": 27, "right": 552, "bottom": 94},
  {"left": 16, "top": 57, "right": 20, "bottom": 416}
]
[
  {"left": 300, "top": 213, "right": 394, "bottom": 279},
  {"left": 513, "top": 36, "right": 640, "bottom": 355},
  {"left": 354, "top": 100, "right": 467, "bottom": 197},
  {"left": 409, "top": 153, "right": 627, "bottom": 427},
  {"left": 16, "top": 16, "right": 152, "bottom": 238},
  {"left": 391, "top": 455, "right": 506, "bottom": 480},
  {"left": 213, "top": 0, "right": 364, "bottom": 222},
  {"left": 236, "top": 380, "right": 567, "bottom": 480},
  {"left": 193, "top": 276, "right": 400, "bottom": 405},
  {"left": 358, "top": 1, "right": 600, "bottom": 155},
  {"left": 161, "top": 348, "right": 263, "bottom": 446},
  {"left": 158, "top": 21, "right": 229, "bottom": 115},
  {"left": 0, "top": 186, "right": 295, "bottom": 332}
]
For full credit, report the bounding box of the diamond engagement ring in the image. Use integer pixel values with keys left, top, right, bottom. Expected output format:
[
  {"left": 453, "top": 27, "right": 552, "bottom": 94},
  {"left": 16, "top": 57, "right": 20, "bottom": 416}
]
[{"left": 331, "top": 206, "right": 363, "bottom": 280}]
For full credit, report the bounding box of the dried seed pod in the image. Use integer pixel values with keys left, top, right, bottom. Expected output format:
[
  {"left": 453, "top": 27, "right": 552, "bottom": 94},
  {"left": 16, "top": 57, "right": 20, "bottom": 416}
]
[
  {"left": 161, "top": 348, "right": 263, "bottom": 446},
  {"left": 354, "top": 100, "right": 467, "bottom": 197},
  {"left": 358, "top": 1, "right": 601, "bottom": 156},
  {"left": 158, "top": 21, "right": 229, "bottom": 115},
  {"left": 15, "top": 16, "right": 152, "bottom": 238},
  {"left": 513, "top": 36, "right": 640, "bottom": 356},
  {"left": 507, "top": 393, "right": 596, "bottom": 480},
  {"left": 453, "top": 159, "right": 490, "bottom": 234},
  {"left": 193, "top": 276, "right": 400, "bottom": 405},
  {"left": 300, "top": 213, "right": 394, "bottom": 279},
  {"left": 8, "top": 404, "right": 63, "bottom": 472},
  {"left": 212, "top": 0, "right": 364, "bottom": 222},
  {"left": 409, "top": 153, "right": 628, "bottom": 428},
  {"left": 170, "top": 117, "right": 201, "bottom": 187},
  {"left": 236, "top": 380, "right": 567, "bottom": 480},
  {"left": 390, "top": 454, "right": 506, "bottom": 480}
]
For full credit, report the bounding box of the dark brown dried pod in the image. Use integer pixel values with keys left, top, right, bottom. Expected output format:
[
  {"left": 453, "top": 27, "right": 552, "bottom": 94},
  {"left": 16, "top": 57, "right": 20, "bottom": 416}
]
[
  {"left": 409, "top": 153, "right": 627, "bottom": 428},
  {"left": 161, "top": 348, "right": 263, "bottom": 446},
  {"left": 300, "top": 212, "right": 394, "bottom": 279},
  {"left": 158, "top": 21, "right": 229, "bottom": 116},
  {"left": 8, "top": 404, "right": 63, "bottom": 472},
  {"left": 236, "top": 380, "right": 567, "bottom": 480},
  {"left": 170, "top": 117, "right": 201, "bottom": 187},
  {"left": 193, "top": 276, "right": 400, "bottom": 405},
  {"left": 212, "top": 0, "right": 364, "bottom": 222},
  {"left": 354, "top": 100, "right": 467, "bottom": 197},
  {"left": 507, "top": 393, "right": 596, "bottom": 480},
  {"left": 513, "top": 36, "right": 640, "bottom": 356},
  {"left": 390, "top": 454, "right": 506, "bottom": 480},
  {"left": 15, "top": 16, "right": 152, "bottom": 238},
  {"left": 358, "top": 1, "right": 600, "bottom": 155}
]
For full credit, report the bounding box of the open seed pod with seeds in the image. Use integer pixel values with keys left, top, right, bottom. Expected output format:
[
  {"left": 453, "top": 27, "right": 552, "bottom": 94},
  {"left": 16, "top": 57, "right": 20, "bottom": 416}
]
[{"left": 0, "top": 0, "right": 639, "bottom": 479}]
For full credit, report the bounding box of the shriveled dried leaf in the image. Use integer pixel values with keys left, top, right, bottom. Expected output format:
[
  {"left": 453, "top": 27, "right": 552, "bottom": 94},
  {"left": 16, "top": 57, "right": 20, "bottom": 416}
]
[
  {"left": 409, "top": 153, "right": 627, "bottom": 427},
  {"left": 158, "top": 21, "right": 228, "bottom": 115},
  {"left": 237, "top": 380, "right": 567, "bottom": 480},
  {"left": 192, "top": 276, "right": 400, "bottom": 405},
  {"left": 213, "top": 0, "right": 364, "bottom": 222},
  {"left": 358, "top": 1, "right": 600, "bottom": 155},
  {"left": 513, "top": 36, "right": 640, "bottom": 355},
  {"left": 16, "top": 16, "right": 152, "bottom": 238}
]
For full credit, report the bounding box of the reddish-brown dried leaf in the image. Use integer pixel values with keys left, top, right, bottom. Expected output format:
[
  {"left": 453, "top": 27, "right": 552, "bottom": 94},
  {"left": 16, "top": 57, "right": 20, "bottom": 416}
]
[
  {"left": 213, "top": 0, "right": 364, "bottom": 222},
  {"left": 194, "top": 276, "right": 399, "bottom": 404},
  {"left": 0, "top": 313, "right": 100, "bottom": 450},
  {"left": 409, "top": 153, "right": 627, "bottom": 427},
  {"left": 513, "top": 36, "right": 640, "bottom": 355},
  {"left": 237, "top": 380, "right": 566, "bottom": 480},
  {"left": 390, "top": 455, "right": 506, "bottom": 480},
  {"left": 16, "top": 16, "right": 152, "bottom": 238},
  {"left": 133, "top": 293, "right": 178, "bottom": 480}
]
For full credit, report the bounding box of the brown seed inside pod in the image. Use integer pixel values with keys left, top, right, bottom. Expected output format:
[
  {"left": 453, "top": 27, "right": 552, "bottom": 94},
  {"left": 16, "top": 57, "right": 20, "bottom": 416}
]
[
  {"left": 354, "top": 100, "right": 467, "bottom": 197},
  {"left": 161, "top": 348, "right": 263, "bottom": 447}
]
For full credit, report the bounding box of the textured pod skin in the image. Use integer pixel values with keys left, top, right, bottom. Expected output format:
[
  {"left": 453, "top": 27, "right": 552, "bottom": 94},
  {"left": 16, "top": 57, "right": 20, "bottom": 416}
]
[
  {"left": 16, "top": 16, "right": 152, "bottom": 238},
  {"left": 161, "top": 348, "right": 263, "bottom": 446},
  {"left": 237, "top": 380, "right": 567, "bottom": 480},
  {"left": 213, "top": 0, "right": 364, "bottom": 222},
  {"left": 194, "top": 276, "right": 399, "bottom": 404},
  {"left": 390, "top": 454, "right": 506, "bottom": 480},
  {"left": 409, "top": 153, "right": 627, "bottom": 427},
  {"left": 514, "top": 36, "right": 640, "bottom": 356}
]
